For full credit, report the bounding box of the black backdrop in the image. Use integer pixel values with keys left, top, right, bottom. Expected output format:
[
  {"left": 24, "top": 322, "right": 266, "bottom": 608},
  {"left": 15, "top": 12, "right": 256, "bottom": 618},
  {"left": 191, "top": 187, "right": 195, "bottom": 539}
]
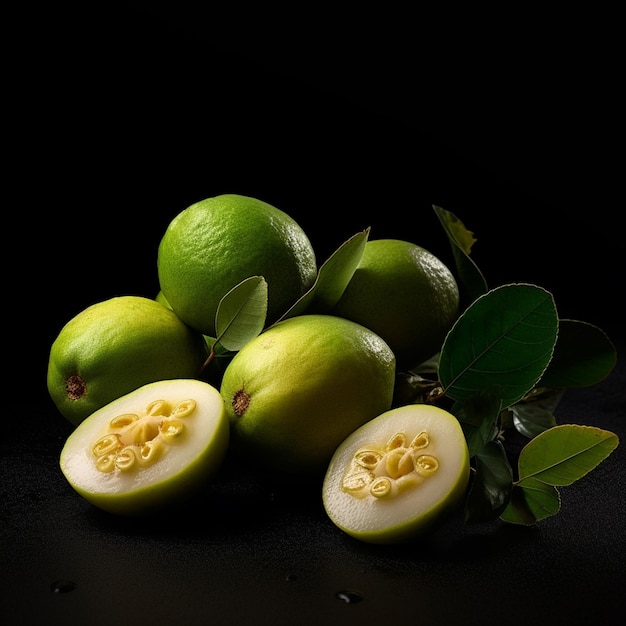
[
  {"left": 7, "top": 6, "right": 624, "bottom": 626},
  {"left": 27, "top": 6, "right": 624, "bottom": 352}
]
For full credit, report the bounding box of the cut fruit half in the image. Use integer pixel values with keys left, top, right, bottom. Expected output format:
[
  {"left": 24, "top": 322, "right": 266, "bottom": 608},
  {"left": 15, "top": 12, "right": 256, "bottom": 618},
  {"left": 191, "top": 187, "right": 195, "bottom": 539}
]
[
  {"left": 322, "top": 404, "right": 470, "bottom": 543},
  {"left": 60, "top": 379, "right": 229, "bottom": 515}
]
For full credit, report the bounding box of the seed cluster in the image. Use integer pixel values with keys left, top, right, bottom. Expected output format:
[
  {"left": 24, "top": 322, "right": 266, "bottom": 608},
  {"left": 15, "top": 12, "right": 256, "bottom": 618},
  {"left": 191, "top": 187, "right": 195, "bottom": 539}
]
[
  {"left": 92, "top": 398, "right": 196, "bottom": 473},
  {"left": 341, "top": 431, "right": 439, "bottom": 499}
]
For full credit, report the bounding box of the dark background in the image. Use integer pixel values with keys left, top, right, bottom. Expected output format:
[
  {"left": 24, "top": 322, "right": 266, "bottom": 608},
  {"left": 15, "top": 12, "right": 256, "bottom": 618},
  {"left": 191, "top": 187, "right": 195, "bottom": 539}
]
[
  {"left": 6, "top": 6, "right": 624, "bottom": 626},
  {"left": 20, "top": 5, "right": 623, "bottom": 353}
]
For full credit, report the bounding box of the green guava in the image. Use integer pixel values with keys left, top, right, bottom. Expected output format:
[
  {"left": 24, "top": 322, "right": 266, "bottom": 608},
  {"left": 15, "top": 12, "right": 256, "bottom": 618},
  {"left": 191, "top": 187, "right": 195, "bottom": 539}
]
[
  {"left": 47, "top": 296, "right": 209, "bottom": 426},
  {"left": 157, "top": 194, "right": 318, "bottom": 337},
  {"left": 59, "top": 379, "right": 229, "bottom": 515},
  {"left": 219, "top": 314, "right": 396, "bottom": 477},
  {"left": 155, "top": 290, "right": 172, "bottom": 308},
  {"left": 322, "top": 403, "right": 470, "bottom": 543},
  {"left": 330, "top": 239, "right": 460, "bottom": 371},
  {"left": 154, "top": 290, "right": 226, "bottom": 384}
]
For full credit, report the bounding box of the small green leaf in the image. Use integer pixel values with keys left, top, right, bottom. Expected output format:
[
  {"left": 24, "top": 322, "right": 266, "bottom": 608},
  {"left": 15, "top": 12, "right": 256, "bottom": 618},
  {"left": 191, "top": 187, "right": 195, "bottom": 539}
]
[
  {"left": 308, "top": 228, "right": 370, "bottom": 311},
  {"left": 432, "top": 204, "right": 477, "bottom": 258},
  {"left": 439, "top": 283, "right": 559, "bottom": 409},
  {"left": 277, "top": 228, "right": 369, "bottom": 320},
  {"left": 432, "top": 205, "right": 488, "bottom": 303},
  {"left": 517, "top": 424, "right": 620, "bottom": 487},
  {"left": 214, "top": 276, "right": 268, "bottom": 352},
  {"left": 509, "top": 400, "right": 559, "bottom": 438},
  {"left": 499, "top": 478, "right": 561, "bottom": 525},
  {"left": 465, "top": 440, "right": 513, "bottom": 523},
  {"left": 539, "top": 319, "right": 617, "bottom": 388}
]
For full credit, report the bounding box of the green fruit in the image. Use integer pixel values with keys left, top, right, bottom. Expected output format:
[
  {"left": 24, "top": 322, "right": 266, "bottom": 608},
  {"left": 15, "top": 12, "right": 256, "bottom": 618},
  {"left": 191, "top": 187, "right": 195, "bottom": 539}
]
[
  {"left": 220, "top": 314, "right": 396, "bottom": 476},
  {"left": 47, "top": 296, "right": 209, "bottom": 426},
  {"left": 60, "top": 379, "right": 229, "bottom": 515},
  {"left": 155, "top": 290, "right": 171, "bottom": 308},
  {"left": 331, "top": 239, "right": 460, "bottom": 371},
  {"left": 154, "top": 290, "right": 227, "bottom": 384},
  {"left": 157, "top": 194, "right": 318, "bottom": 337},
  {"left": 322, "top": 403, "right": 470, "bottom": 543}
]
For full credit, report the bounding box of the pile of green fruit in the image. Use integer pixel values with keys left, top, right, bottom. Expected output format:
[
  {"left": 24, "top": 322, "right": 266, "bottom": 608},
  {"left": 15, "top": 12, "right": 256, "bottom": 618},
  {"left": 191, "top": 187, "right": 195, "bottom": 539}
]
[{"left": 47, "top": 193, "right": 619, "bottom": 543}]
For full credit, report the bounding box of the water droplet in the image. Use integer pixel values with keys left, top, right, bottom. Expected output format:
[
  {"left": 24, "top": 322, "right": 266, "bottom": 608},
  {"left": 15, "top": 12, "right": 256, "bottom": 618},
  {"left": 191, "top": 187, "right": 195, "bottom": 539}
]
[
  {"left": 51, "top": 580, "right": 76, "bottom": 594},
  {"left": 335, "top": 589, "right": 364, "bottom": 604}
]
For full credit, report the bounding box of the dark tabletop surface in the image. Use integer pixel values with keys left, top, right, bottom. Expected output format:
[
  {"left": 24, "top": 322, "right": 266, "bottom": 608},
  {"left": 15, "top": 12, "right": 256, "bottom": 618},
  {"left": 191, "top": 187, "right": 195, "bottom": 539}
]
[
  {"left": 4, "top": 355, "right": 624, "bottom": 626},
  {"left": 6, "top": 6, "right": 624, "bottom": 626}
]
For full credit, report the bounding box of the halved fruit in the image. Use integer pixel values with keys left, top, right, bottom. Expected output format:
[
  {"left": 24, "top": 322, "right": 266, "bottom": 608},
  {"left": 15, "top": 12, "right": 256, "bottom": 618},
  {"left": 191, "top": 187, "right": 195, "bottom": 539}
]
[
  {"left": 60, "top": 379, "right": 229, "bottom": 515},
  {"left": 322, "top": 404, "right": 470, "bottom": 543}
]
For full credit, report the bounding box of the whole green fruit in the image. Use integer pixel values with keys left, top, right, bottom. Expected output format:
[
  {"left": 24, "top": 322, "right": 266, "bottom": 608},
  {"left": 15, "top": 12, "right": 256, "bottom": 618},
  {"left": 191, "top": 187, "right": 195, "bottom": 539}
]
[
  {"left": 47, "top": 296, "right": 208, "bottom": 426},
  {"left": 331, "top": 239, "right": 460, "bottom": 371},
  {"left": 220, "top": 314, "right": 396, "bottom": 476},
  {"left": 157, "top": 194, "right": 318, "bottom": 337}
]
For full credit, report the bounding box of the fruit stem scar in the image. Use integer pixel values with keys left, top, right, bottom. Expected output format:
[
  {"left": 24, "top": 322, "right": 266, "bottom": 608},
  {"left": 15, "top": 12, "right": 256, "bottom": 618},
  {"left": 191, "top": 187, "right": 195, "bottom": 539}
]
[
  {"left": 65, "top": 375, "right": 87, "bottom": 401},
  {"left": 232, "top": 389, "right": 250, "bottom": 417}
]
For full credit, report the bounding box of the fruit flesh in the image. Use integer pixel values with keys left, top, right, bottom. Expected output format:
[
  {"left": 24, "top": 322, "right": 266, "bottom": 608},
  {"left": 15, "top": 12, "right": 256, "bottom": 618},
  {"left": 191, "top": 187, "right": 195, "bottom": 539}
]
[
  {"left": 60, "top": 379, "right": 229, "bottom": 515},
  {"left": 340, "top": 430, "right": 439, "bottom": 500},
  {"left": 322, "top": 404, "right": 470, "bottom": 543}
]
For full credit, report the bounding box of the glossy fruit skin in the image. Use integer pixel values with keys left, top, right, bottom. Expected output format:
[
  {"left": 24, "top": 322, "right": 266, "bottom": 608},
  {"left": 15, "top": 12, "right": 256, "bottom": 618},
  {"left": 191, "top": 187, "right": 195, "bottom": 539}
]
[
  {"left": 331, "top": 239, "right": 460, "bottom": 371},
  {"left": 220, "top": 314, "right": 396, "bottom": 477},
  {"left": 47, "top": 296, "right": 209, "bottom": 426},
  {"left": 59, "top": 379, "right": 229, "bottom": 516},
  {"left": 157, "top": 194, "right": 318, "bottom": 337},
  {"left": 322, "top": 403, "right": 470, "bottom": 544}
]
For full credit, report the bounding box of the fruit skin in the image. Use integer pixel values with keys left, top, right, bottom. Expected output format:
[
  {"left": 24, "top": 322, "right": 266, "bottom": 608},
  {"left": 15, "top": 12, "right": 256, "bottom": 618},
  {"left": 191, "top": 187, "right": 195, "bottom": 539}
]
[
  {"left": 330, "top": 239, "right": 460, "bottom": 371},
  {"left": 322, "top": 403, "right": 470, "bottom": 544},
  {"left": 154, "top": 291, "right": 231, "bottom": 386},
  {"left": 155, "top": 290, "right": 171, "bottom": 308},
  {"left": 60, "top": 379, "right": 229, "bottom": 516},
  {"left": 220, "top": 314, "right": 396, "bottom": 476},
  {"left": 47, "top": 296, "right": 209, "bottom": 427},
  {"left": 157, "top": 193, "right": 318, "bottom": 337}
]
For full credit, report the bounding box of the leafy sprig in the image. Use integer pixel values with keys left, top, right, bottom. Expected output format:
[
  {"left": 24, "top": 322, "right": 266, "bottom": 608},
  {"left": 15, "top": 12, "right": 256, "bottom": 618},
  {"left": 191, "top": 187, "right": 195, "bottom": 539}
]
[
  {"left": 433, "top": 206, "right": 618, "bottom": 524},
  {"left": 200, "top": 206, "right": 620, "bottom": 526}
]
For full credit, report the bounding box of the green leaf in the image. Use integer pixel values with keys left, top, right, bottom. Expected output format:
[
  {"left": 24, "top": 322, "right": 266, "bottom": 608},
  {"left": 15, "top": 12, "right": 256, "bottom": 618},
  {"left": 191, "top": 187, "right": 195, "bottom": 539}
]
[
  {"left": 438, "top": 283, "right": 559, "bottom": 409},
  {"left": 452, "top": 390, "right": 502, "bottom": 457},
  {"left": 538, "top": 319, "right": 617, "bottom": 388},
  {"left": 500, "top": 424, "right": 619, "bottom": 525},
  {"left": 517, "top": 424, "right": 620, "bottom": 487},
  {"left": 465, "top": 440, "right": 513, "bottom": 523},
  {"left": 509, "top": 400, "right": 559, "bottom": 438},
  {"left": 277, "top": 228, "right": 369, "bottom": 320},
  {"left": 214, "top": 276, "right": 268, "bottom": 352},
  {"left": 308, "top": 228, "right": 370, "bottom": 311},
  {"left": 499, "top": 478, "right": 561, "bottom": 525},
  {"left": 203, "top": 335, "right": 230, "bottom": 357},
  {"left": 432, "top": 205, "right": 488, "bottom": 303}
]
